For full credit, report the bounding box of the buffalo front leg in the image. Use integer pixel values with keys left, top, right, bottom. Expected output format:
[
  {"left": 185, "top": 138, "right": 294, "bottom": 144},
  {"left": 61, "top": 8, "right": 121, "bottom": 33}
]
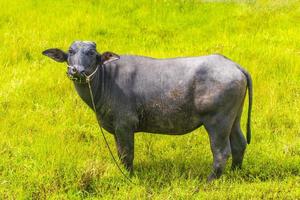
[{"left": 114, "top": 127, "right": 135, "bottom": 174}]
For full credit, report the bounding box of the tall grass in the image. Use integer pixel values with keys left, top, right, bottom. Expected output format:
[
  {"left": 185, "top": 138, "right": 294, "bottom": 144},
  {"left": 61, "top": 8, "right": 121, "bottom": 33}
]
[{"left": 0, "top": 0, "right": 299, "bottom": 198}]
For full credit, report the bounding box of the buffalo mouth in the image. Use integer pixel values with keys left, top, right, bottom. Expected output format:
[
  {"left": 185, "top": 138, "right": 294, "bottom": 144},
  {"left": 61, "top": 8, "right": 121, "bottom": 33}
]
[
  {"left": 66, "top": 72, "right": 86, "bottom": 83},
  {"left": 66, "top": 65, "right": 98, "bottom": 83}
]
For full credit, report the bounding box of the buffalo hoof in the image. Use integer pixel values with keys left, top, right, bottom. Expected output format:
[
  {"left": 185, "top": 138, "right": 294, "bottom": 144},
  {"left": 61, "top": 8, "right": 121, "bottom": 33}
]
[{"left": 207, "top": 173, "right": 219, "bottom": 183}]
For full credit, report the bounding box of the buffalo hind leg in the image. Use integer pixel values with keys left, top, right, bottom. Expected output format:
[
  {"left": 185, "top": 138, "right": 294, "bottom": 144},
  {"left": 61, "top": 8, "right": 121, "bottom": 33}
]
[
  {"left": 114, "top": 127, "right": 134, "bottom": 174},
  {"left": 230, "top": 113, "right": 247, "bottom": 170},
  {"left": 204, "top": 116, "right": 234, "bottom": 182}
]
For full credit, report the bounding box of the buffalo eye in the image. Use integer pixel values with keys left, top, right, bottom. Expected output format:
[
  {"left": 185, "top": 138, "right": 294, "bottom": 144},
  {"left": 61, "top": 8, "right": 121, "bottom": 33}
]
[
  {"left": 68, "top": 49, "right": 75, "bottom": 55},
  {"left": 87, "top": 50, "right": 95, "bottom": 56}
]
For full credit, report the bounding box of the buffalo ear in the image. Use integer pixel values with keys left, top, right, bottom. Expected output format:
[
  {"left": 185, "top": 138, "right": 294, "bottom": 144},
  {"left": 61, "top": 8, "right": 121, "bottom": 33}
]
[
  {"left": 100, "top": 51, "right": 120, "bottom": 65},
  {"left": 42, "top": 48, "right": 68, "bottom": 62}
]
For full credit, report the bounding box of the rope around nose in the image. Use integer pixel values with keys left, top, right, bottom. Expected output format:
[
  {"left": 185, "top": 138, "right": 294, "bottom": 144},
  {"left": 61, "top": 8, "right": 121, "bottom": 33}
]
[{"left": 85, "top": 69, "right": 135, "bottom": 184}]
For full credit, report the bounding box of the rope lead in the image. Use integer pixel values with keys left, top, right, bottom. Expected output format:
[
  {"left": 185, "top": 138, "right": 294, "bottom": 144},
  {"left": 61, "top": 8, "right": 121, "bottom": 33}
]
[{"left": 85, "top": 70, "right": 135, "bottom": 184}]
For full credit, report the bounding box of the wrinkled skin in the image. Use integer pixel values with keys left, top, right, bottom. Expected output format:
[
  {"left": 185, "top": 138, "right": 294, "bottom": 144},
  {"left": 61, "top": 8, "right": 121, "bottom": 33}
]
[{"left": 43, "top": 41, "right": 252, "bottom": 181}]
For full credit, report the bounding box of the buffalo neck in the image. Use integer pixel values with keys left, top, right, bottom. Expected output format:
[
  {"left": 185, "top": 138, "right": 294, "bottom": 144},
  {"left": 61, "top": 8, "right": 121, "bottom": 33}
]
[{"left": 73, "top": 66, "right": 105, "bottom": 112}]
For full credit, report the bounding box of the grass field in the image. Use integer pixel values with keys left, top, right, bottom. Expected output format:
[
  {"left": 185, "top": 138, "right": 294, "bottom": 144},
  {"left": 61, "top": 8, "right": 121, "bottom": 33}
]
[{"left": 0, "top": 0, "right": 300, "bottom": 199}]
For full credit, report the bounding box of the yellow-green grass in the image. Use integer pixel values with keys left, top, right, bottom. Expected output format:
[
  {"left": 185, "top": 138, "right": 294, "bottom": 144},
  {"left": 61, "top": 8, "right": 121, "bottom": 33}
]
[{"left": 0, "top": 0, "right": 299, "bottom": 199}]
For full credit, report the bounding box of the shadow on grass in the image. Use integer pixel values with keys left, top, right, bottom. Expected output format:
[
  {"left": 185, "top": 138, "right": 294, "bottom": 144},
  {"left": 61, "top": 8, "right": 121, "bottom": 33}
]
[
  {"left": 134, "top": 158, "right": 211, "bottom": 185},
  {"left": 73, "top": 154, "right": 300, "bottom": 197},
  {"left": 132, "top": 155, "right": 300, "bottom": 186}
]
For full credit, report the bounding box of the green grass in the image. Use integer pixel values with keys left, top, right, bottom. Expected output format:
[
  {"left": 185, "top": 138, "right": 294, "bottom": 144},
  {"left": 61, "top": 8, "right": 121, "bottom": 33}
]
[{"left": 0, "top": 0, "right": 300, "bottom": 199}]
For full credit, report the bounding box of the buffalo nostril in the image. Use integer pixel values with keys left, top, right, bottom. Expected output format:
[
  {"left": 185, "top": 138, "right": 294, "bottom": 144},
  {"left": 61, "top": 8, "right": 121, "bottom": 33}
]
[
  {"left": 71, "top": 68, "right": 77, "bottom": 73},
  {"left": 67, "top": 66, "right": 77, "bottom": 75}
]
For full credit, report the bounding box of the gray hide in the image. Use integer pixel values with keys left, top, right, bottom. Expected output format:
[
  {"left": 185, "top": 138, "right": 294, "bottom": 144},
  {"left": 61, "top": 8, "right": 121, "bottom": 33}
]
[{"left": 42, "top": 41, "right": 253, "bottom": 181}]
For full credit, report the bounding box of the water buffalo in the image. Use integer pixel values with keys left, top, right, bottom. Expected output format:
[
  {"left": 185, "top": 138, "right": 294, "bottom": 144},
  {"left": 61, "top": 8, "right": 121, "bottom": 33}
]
[{"left": 42, "top": 41, "right": 252, "bottom": 181}]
